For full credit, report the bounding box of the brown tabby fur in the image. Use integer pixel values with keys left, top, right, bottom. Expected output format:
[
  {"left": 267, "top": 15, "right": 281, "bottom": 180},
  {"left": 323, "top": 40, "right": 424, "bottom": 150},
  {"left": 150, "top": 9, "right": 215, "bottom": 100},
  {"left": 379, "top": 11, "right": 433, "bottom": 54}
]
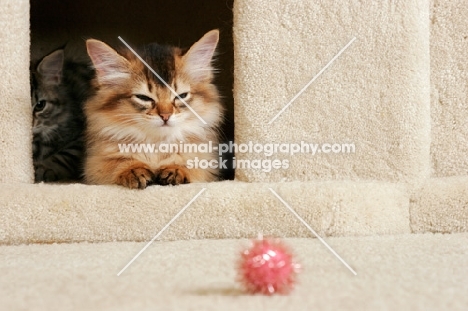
[{"left": 84, "top": 30, "right": 223, "bottom": 189}]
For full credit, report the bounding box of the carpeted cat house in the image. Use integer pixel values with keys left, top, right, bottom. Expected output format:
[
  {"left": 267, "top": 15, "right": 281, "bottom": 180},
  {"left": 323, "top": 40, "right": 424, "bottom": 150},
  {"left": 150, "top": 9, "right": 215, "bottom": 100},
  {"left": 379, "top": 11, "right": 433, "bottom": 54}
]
[{"left": 1, "top": 0, "right": 467, "bottom": 309}]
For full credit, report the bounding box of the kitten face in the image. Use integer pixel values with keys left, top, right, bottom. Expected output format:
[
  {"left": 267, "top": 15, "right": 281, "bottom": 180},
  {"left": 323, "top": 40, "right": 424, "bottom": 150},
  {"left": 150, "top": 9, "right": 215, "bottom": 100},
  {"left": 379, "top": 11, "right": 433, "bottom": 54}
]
[
  {"left": 32, "top": 87, "right": 73, "bottom": 140},
  {"left": 86, "top": 30, "right": 222, "bottom": 143},
  {"left": 31, "top": 50, "right": 69, "bottom": 149}
]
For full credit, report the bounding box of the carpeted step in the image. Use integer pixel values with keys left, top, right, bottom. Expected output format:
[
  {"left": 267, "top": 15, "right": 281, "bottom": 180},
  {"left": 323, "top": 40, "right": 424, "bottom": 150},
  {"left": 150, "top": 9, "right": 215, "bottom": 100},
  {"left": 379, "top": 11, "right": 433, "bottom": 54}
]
[
  {"left": 410, "top": 176, "right": 468, "bottom": 233},
  {"left": 0, "top": 180, "right": 410, "bottom": 244}
]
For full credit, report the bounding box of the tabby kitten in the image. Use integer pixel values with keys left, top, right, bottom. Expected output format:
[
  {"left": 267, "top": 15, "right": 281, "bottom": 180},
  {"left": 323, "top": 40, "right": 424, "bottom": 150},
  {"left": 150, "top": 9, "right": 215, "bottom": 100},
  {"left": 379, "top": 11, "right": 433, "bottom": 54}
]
[
  {"left": 84, "top": 30, "right": 223, "bottom": 189},
  {"left": 31, "top": 49, "right": 94, "bottom": 182}
]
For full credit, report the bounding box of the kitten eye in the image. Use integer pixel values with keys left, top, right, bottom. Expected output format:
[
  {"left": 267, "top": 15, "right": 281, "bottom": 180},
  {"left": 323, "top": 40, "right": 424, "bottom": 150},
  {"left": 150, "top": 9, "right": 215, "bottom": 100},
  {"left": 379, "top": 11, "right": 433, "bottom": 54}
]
[
  {"left": 135, "top": 94, "right": 153, "bottom": 102},
  {"left": 177, "top": 92, "right": 188, "bottom": 100},
  {"left": 35, "top": 100, "right": 47, "bottom": 112}
]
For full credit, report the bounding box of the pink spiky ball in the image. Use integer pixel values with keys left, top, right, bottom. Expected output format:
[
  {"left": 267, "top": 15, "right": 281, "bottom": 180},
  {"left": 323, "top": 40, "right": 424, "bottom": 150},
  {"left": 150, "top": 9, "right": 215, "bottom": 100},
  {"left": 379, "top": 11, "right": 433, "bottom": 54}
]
[{"left": 238, "top": 237, "right": 301, "bottom": 295}]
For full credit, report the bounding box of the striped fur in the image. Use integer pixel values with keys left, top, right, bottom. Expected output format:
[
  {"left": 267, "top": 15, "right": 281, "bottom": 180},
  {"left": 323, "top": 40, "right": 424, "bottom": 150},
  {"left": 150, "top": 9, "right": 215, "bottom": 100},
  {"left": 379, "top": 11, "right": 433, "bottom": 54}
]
[{"left": 31, "top": 49, "right": 94, "bottom": 182}]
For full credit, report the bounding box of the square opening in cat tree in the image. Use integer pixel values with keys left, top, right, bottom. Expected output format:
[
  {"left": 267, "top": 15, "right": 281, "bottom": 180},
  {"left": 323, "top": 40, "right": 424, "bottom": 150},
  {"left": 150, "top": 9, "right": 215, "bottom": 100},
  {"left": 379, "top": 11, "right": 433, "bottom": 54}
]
[{"left": 30, "top": 0, "right": 235, "bottom": 181}]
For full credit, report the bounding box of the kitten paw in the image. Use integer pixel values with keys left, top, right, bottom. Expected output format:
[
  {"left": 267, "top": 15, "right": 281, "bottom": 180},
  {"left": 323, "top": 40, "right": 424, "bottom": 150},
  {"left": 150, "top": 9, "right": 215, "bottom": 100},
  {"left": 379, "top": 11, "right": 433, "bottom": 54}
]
[
  {"left": 155, "top": 165, "right": 190, "bottom": 186},
  {"left": 117, "top": 167, "right": 155, "bottom": 189},
  {"left": 35, "top": 165, "right": 58, "bottom": 182}
]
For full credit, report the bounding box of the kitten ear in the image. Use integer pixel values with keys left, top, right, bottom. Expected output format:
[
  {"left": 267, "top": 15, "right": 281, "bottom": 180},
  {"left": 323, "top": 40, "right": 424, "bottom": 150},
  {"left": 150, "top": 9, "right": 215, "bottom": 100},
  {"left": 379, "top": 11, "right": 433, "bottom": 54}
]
[
  {"left": 182, "top": 29, "right": 219, "bottom": 82},
  {"left": 37, "top": 49, "right": 64, "bottom": 85},
  {"left": 86, "top": 39, "right": 131, "bottom": 86}
]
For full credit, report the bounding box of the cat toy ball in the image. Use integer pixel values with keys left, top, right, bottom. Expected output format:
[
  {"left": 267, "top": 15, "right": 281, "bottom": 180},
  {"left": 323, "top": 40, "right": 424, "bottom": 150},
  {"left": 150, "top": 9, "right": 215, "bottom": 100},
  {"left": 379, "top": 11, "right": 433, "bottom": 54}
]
[{"left": 238, "top": 236, "right": 301, "bottom": 295}]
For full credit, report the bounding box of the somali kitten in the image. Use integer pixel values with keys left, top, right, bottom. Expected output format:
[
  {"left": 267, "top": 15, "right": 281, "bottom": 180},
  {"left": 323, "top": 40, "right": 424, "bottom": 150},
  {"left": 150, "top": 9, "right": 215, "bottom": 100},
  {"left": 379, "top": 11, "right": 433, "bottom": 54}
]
[
  {"left": 84, "top": 30, "right": 223, "bottom": 189},
  {"left": 31, "top": 49, "right": 94, "bottom": 182}
]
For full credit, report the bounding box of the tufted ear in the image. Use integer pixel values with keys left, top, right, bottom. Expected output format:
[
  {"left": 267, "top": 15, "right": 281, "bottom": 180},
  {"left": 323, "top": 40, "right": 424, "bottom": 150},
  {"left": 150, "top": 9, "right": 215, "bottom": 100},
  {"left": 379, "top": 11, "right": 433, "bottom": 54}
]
[
  {"left": 37, "top": 49, "right": 64, "bottom": 85},
  {"left": 86, "top": 39, "right": 131, "bottom": 86},
  {"left": 182, "top": 29, "right": 219, "bottom": 82}
]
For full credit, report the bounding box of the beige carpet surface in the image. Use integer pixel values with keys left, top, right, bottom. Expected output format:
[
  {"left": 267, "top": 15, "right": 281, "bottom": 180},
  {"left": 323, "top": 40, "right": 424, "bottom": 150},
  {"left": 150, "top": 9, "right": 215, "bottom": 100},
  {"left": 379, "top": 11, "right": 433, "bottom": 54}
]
[
  {"left": 2, "top": 177, "right": 467, "bottom": 245},
  {"left": 0, "top": 180, "right": 410, "bottom": 245},
  {"left": 410, "top": 176, "right": 468, "bottom": 233},
  {"left": 2, "top": 233, "right": 467, "bottom": 311},
  {"left": 234, "top": 0, "right": 430, "bottom": 184},
  {"left": 0, "top": 0, "right": 33, "bottom": 184},
  {"left": 431, "top": 0, "right": 468, "bottom": 176}
]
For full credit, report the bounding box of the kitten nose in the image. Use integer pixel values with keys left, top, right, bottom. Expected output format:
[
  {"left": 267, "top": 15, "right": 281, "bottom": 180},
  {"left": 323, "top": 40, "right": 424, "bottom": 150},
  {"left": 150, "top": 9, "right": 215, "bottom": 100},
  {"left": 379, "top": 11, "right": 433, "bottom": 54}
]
[{"left": 159, "top": 113, "right": 171, "bottom": 122}]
